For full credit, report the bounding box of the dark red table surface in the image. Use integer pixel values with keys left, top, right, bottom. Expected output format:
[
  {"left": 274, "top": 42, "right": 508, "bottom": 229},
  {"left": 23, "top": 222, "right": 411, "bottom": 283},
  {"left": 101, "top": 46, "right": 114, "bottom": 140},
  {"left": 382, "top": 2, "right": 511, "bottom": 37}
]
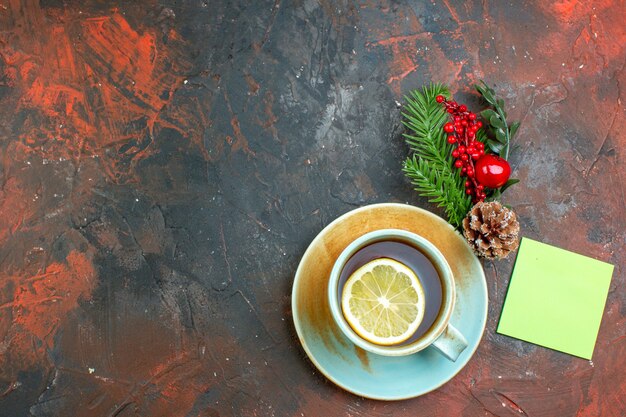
[{"left": 0, "top": 1, "right": 624, "bottom": 416}]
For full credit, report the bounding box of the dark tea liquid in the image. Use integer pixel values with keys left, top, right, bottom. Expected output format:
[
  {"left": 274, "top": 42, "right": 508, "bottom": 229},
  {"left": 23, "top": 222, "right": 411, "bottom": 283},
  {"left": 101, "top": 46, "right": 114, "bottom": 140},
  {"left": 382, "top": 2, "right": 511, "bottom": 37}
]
[{"left": 338, "top": 241, "right": 443, "bottom": 344}]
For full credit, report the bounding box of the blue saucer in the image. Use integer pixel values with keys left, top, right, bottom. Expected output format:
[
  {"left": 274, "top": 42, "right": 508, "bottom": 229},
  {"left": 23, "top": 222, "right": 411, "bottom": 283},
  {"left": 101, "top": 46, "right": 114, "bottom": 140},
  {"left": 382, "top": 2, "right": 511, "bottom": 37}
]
[{"left": 291, "top": 203, "right": 487, "bottom": 400}]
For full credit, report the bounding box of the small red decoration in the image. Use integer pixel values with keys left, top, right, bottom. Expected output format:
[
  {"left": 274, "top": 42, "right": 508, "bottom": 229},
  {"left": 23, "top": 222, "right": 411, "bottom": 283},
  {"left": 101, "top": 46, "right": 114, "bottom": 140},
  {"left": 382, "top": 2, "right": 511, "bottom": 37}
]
[{"left": 475, "top": 155, "right": 511, "bottom": 188}]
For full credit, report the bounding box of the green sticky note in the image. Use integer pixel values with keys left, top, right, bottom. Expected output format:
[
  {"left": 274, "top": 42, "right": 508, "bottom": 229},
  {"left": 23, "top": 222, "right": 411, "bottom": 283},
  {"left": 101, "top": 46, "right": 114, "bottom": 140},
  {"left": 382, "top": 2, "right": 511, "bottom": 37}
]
[{"left": 497, "top": 238, "right": 614, "bottom": 359}]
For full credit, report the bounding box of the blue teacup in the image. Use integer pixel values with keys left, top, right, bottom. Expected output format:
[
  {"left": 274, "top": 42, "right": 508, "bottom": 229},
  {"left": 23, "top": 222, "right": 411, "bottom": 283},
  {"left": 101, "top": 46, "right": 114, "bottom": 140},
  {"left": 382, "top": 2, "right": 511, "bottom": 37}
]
[{"left": 328, "top": 229, "right": 468, "bottom": 361}]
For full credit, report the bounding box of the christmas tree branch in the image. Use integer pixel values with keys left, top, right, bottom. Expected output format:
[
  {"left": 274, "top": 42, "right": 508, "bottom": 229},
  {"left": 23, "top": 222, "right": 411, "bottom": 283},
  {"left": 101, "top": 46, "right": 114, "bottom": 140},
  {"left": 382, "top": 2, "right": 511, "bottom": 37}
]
[{"left": 402, "top": 84, "right": 471, "bottom": 228}]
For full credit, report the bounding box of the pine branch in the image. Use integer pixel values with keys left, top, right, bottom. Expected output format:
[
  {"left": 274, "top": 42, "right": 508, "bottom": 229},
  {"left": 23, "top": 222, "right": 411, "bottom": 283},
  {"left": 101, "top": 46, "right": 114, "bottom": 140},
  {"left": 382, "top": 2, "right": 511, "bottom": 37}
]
[
  {"left": 402, "top": 84, "right": 471, "bottom": 227},
  {"left": 403, "top": 156, "right": 470, "bottom": 227}
]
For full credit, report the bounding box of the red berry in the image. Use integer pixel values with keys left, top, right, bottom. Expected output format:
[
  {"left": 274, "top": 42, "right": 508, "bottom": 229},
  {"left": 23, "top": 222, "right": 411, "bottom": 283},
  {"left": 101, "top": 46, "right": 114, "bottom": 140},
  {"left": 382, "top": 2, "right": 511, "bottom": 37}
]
[
  {"left": 460, "top": 154, "right": 469, "bottom": 161},
  {"left": 444, "top": 123, "right": 454, "bottom": 133},
  {"left": 467, "top": 146, "right": 475, "bottom": 153},
  {"left": 447, "top": 108, "right": 455, "bottom": 113},
  {"left": 477, "top": 185, "right": 484, "bottom": 191},
  {"left": 467, "top": 168, "right": 474, "bottom": 177},
  {"left": 468, "top": 113, "right": 476, "bottom": 121},
  {"left": 460, "top": 119, "right": 468, "bottom": 127},
  {"left": 457, "top": 146, "right": 466, "bottom": 153},
  {"left": 459, "top": 105, "right": 467, "bottom": 112},
  {"left": 454, "top": 159, "right": 463, "bottom": 168},
  {"left": 476, "top": 142, "right": 484, "bottom": 149},
  {"left": 465, "top": 180, "right": 471, "bottom": 187},
  {"left": 475, "top": 155, "right": 511, "bottom": 188},
  {"left": 471, "top": 152, "right": 481, "bottom": 160},
  {"left": 476, "top": 121, "right": 483, "bottom": 128},
  {"left": 452, "top": 150, "right": 459, "bottom": 158},
  {"left": 436, "top": 95, "right": 445, "bottom": 103},
  {"left": 454, "top": 116, "right": 461, "bottom": 122},
  {"left": 447, "top": 136, "right": 457, "bottom": 144},
  {"left": 449, "top": 101, "right": 457, "bottom": 107},
  {"left": 468, "top": 131, "right": 475, "bottom": 138},
  {"left": 465, "top": 188, "right": 472, "bottom": 195}
]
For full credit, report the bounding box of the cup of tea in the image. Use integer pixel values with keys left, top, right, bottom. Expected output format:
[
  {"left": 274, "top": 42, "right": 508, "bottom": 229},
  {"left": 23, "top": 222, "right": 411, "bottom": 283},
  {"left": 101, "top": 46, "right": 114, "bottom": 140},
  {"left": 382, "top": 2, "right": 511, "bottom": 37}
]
[{"left": 327, "top": 229, "right": 468, "bottom": 361}]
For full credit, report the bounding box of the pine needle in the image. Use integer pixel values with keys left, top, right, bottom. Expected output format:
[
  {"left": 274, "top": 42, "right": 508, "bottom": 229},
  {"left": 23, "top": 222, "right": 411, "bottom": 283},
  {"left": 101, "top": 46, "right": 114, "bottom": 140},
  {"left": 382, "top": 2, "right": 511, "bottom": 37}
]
[{"left": 402, "top": 84, "right": 471, "bottom": 228}]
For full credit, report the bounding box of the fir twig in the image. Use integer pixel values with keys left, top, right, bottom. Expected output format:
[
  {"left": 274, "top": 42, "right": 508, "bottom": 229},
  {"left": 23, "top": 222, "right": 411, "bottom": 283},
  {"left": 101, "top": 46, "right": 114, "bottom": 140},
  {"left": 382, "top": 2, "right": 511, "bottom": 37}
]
[{"left": 402, "top": 84, "right": 471, "bottom": 228}]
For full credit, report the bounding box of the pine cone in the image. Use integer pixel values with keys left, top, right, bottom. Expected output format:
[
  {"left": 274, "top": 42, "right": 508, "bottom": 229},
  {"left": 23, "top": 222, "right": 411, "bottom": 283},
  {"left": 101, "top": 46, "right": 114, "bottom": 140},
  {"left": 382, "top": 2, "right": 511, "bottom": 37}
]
[{"left": 462, "top": 201, "right": 520, "bottom": 260}]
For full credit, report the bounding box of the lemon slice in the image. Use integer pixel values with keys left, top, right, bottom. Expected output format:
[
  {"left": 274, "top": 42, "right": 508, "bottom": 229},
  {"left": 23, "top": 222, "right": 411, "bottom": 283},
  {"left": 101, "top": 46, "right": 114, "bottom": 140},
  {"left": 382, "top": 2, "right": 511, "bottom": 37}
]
[{"left": 341, "top": 258, "right": 425, "bottom": 346}]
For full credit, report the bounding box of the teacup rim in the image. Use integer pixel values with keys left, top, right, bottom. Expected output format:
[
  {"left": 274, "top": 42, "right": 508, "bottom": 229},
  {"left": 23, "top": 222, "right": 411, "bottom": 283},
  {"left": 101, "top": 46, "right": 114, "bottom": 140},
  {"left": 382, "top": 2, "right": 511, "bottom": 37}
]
[{"left": 328, "top": 228, "right": 455, "bottom": 356}]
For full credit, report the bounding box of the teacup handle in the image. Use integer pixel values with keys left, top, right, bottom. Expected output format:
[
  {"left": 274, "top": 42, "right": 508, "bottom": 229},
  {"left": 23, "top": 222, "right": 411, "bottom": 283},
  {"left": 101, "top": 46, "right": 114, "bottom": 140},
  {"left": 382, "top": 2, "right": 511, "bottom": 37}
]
[{"left": 430, "top": 323, "right": 468, "bottom": 362}]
